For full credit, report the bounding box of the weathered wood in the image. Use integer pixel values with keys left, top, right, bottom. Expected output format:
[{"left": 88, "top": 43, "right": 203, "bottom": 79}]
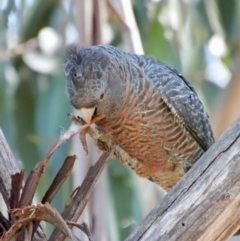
[
  {"left": 126, "top": 117, "right": 240, "bottom": 241},
  {"left": 0, "top": 129, "right": 19, "bottom": 208}
]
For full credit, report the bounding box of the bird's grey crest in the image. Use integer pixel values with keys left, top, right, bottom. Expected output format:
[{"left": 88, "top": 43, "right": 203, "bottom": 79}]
[{"left": 65, "top": 47, "right": 110, "bottom": 76}]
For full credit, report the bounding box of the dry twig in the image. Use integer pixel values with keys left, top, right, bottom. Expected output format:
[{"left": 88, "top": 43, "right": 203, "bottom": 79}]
[
  {"left": 49, "top": 151, "right": 113, "bottom": 241},
  {"left": 67, "top": 221, "right": 93, "bottom": 241},
  {"left": 1, "top": 203, "right": 75, "bottom": 241},
  {"left": 0, "top": 114, "right": 115, "bottom": 241},
  {"left": 32, "top": 155, "right": 77, "bottom": 235}
]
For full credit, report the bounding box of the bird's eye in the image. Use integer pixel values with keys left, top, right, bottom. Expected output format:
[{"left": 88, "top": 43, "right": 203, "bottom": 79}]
[
  {"left": 73, "top": 71, "right": 77, "bottom": 78},
  {"left": 100, "top": 93, "right": 104, "bottom": 100}
]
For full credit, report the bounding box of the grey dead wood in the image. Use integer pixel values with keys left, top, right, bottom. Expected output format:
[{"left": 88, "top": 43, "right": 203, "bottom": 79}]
[
  {"left": 125, "top": 117, "right": 240, "bottom": 241},
  {"left": 0, "top": 129, "right": 19, "bottom": 209}
]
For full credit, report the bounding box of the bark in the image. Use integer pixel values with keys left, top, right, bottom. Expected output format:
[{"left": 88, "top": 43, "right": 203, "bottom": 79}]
[{"left": 0, "top": 129, "right": 19, "bottom": 208}]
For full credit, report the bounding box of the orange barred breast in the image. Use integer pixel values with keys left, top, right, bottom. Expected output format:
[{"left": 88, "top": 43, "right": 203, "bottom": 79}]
[{"left": 96, "top": 82, "right": 204, "bottom": 190}]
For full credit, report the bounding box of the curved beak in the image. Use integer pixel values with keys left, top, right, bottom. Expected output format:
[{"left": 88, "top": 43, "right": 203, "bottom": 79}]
[{"left": 80, "top": 107, "right": 95, "bottom": 124}]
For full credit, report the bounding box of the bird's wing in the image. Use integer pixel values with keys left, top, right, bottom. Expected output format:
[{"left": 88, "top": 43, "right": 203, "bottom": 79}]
[{"left": 146, "top": 59, "right": 214, "bottom": 151}]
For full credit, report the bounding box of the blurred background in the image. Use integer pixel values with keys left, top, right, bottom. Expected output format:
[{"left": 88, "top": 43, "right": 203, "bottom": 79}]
[{"left": 0, "top": 0, "right": 240, "bottom": 240}]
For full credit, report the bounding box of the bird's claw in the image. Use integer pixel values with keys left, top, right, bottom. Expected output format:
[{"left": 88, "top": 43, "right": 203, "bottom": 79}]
[
  {"left": 68, "top": 113, "right": 86, "bottom": 125},
  {"left": 80, "top": 131, "right": 88, "bottom": 155},
  {"left": 68, "top": 113, "right": 89, "bottom": 154}
]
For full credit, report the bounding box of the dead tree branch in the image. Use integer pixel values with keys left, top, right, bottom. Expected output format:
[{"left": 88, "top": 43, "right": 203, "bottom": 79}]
[
  {"left": 49, "top": 151, "right": 113, "bottom": 241},
  {"left": 0, "top": 129, "right": 19, "bottom": 208}
]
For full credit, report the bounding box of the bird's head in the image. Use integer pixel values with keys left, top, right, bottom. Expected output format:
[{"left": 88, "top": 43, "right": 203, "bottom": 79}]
[{"left": 64, "top": 46, "right": 125, "bottom": 123}]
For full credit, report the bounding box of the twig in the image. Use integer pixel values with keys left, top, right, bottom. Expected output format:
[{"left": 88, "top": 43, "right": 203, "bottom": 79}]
[
  {"left": 67, "top": 221, "right": 93, "bottom": 241},
  {"left": 9, "top": 170, "right": 25, "bottom": 210},
  {"left": 39, "top": 114, "right": 104, "bottom": 167},
  {"left": 0, "top": 129, "right": 19, "bottom": 208},
  {"left": 2, "top": 204, "right": 75, "bottom": 241},
  {"left": 32, "top": 155, "right": 77, "bottom": 235},
  {"left": 0, "top": 121, "right": 93, "bottom": 241},
  {"left": 49, "top": 151, "right": 113, "bottom": 241},
  {"left": 42, "top": 155, "right": 77, "bottom": 204},
  {"left": 0, "top": 212, "right": 10, "bottom": 236},
  {"left": 18, "top": 118, "right": 99, "bottom": 209},
  {"left": 18, "top": 162, "right": 46, "bottom": 208},
  {"left": 0, "top": 115, "right": 104, "bottom": 241}
]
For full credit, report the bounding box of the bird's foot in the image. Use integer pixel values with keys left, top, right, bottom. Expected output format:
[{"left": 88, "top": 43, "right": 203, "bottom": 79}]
[
  {"left": 68, "top": 113, "right": 89, "bottom": 155},
  {"left": 67, "top": 113, "right": 86, "bottom": 125}
]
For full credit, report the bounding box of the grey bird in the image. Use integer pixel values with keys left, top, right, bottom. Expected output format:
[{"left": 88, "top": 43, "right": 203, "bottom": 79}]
[{"left": 64, "top": 45, "right": 214, "bottom": 190}]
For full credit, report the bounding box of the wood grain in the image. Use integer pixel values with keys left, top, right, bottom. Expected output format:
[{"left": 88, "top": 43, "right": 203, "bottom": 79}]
[{"left": 0, "top": 129, "right": 19, "bottom": 208}]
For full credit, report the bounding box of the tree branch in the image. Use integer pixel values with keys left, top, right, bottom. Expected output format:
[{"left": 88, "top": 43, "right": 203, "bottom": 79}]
[
  {"left": 0, "top": 129, "right": 19, "bottom": 208},
  {"left": 49, "top": 151, "right": 113, "bottom": 241}
]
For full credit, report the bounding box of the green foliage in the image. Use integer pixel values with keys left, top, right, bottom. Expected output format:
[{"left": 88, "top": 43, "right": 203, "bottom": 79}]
[{"left": 216, "top": 0, "right": 239, "bottom": 44}]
